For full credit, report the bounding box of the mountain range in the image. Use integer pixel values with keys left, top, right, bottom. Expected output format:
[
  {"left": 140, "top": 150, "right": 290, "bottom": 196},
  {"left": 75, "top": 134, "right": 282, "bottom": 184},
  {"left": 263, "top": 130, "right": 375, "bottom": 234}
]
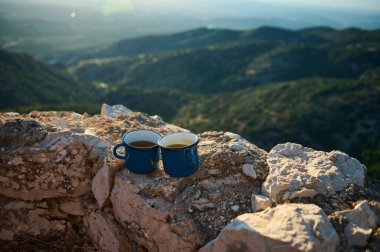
[{"left": 1, "top": 26, "right": 379, "bottom": 177}]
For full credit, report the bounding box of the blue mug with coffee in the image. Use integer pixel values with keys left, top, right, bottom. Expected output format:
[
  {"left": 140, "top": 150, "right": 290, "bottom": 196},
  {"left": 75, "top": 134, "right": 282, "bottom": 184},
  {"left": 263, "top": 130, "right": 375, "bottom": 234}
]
[
  {"left": 158, "top": 132, "right": 200, "bottom": 177},
  {"left": 113, "top": 130, "right": 162, "bottom": 174}
]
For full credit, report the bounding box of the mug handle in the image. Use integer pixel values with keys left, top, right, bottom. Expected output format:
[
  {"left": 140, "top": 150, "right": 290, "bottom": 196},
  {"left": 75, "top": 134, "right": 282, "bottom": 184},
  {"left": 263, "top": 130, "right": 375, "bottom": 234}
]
[{"left": 113, "top": 143, "right": 127, "bottom": 160}]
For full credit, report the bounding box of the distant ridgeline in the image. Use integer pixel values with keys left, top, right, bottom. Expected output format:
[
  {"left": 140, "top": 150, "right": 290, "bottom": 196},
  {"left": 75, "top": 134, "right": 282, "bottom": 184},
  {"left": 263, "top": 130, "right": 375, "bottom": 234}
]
[{"left": 1, "top": 26, "right": 380, "bottom": 177}]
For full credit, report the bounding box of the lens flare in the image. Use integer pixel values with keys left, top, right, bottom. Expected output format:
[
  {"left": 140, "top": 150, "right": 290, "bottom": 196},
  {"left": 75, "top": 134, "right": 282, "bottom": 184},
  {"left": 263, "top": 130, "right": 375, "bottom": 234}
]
[{"left": 102, "top": 0, "right": 135, "bottom": 17}]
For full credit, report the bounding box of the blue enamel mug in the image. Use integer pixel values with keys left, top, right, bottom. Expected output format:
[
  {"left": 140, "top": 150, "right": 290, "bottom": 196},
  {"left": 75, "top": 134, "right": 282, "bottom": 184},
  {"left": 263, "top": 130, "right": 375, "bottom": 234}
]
[
  {"left": 113, "top": 130, "right": 162, "bottom": 174},
  {"left": 158, "top": 132, "right": 200, "bottom": 177}
]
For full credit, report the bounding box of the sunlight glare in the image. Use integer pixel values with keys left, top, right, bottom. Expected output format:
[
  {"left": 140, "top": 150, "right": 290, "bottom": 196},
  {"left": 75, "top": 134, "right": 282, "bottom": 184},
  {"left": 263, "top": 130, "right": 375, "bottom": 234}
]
[{"left": 102, "top": 0, "right": 135, "bottom": 17}]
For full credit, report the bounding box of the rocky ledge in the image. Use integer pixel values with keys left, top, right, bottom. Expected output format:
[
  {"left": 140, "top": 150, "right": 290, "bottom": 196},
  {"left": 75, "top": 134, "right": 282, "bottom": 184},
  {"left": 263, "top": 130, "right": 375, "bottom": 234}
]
[{"left": 0, "top": 105, "right": 379, "bottom": 252}]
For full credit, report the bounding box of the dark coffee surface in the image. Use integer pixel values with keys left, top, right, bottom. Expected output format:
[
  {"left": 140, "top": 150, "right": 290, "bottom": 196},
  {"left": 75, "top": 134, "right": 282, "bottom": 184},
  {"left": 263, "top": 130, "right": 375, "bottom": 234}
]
[
  {"left": 166, "top": 144, "right": 188, "bottom": 148},
  {"left": 129, "top": 141, "right": 156, "bottom": 148}
]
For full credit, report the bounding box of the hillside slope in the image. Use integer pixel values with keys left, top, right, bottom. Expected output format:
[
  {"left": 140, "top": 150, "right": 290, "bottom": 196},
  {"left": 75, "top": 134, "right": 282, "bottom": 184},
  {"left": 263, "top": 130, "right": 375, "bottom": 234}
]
[
  {"left": 46, "top": 26, "right": 380, "bottom": 66},
  {"left": 71, "top": 43, "right": 380, "bottom": 93},
  {"left": 0, "top": 50, "right": 98, "bottom": 113},
  {"left": 173, "top": 78, "right": 380, "bottom": 177},
  {"left": 61, "top": 26, "right": 380, "bottom": 95}
]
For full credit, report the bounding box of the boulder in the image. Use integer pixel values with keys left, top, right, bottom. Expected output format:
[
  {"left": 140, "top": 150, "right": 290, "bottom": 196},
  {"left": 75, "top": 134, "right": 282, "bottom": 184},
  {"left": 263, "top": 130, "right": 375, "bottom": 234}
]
[
  {"left": 199, "top": 203, "right": 339, "bottom": 252},
  {"left": 344, "top": 222, "right": 372, "bottom": 247},
  {"left": 263, "top": 143, "right": 366, "bottom": 203},
  {"left": 334, "top": 200, "right": 378, "bottom": 248},
  {"left": 0, "top": 119, "right": 109, "bottom": 200},
  {"left": 335, "top": 200, "right": 378, "bottom": 229},
  {"left": 199, "top": 131, "right": 268, "bottom": 180},
  {"left": 110, "top": 131, "right": 268, "bottom": 251}
]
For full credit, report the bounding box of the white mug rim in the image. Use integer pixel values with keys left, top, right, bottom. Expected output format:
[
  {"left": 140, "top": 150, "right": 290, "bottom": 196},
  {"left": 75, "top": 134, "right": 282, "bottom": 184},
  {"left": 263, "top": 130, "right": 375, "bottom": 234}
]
[
  {"left": 158, "top": 132, "right": 199, "bottom": 150},
  {"left": 122, "top": 129, "right": 162, "bottom": 149}
]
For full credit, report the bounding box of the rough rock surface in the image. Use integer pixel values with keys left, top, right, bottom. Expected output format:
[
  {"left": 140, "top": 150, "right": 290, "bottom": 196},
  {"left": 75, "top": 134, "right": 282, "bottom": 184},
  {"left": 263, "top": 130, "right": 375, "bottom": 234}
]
[
  {"left": 92, "top": 160, "right": 120, "bottom": 208},
  {"left": 110, "top": 131, "right": 269, "bottom": 251},
  {"left": 83, "top": 207, "right": 131, "bottom": 252},
  {"left": 1, "top": 110, "right": 379, "bottom": 251},
  {"left": 0, "top": 195, "right": 93, "bottom": 250},
  {"left": 0, "top": 111, "right": 185, "bottom": 202},
  {"left": 200, "top": 203, "right": 339, "bottom": 252},
  {"left": 0, "top": 119, "right": 109, "bottom": 200},
  {"left": 0, "top": 198, "right": 67, "bottom": 240},
  {"left": 263, "top": 143, "right": 366, "bottom": 203},
  {"left": 101, "top": 103, "right": 132, "bottom": 118},
  {"left": 332, "top": 200, "right": 379, "bottom": 248},
  {"left": 60, "top": 200, "right": 86, "bottom": 216},
  {"left": 0, "top": 110, "right": 187, "bottom": 250},
  {"left": 251, "top": 194, "right": 272, "bottom": 212}
]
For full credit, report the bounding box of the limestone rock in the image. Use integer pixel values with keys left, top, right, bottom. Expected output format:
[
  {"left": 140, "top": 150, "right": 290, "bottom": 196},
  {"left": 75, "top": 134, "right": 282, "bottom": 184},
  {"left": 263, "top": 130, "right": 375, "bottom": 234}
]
[
  {"left": 0, "top": 110, "right": 186, "bottom": 146},
  {"left": 83, "top": 209, "right": 131, "bottom": 252},
  {"left": 101, "top": 103, "right": 132, "bottom": 118},
  {"left": 335, "top": 200, "right": 378, "bottom": 248},
  {"left": 231, "top": 205, "right": 240, "bottom": 212},
  {"left": 344, "top": 222, "right": 372, "bottom": 247},
  {"left": 263, "top": 143, "right": 366, "bottom": 203},
  {"left": 251, "top": 194, "right": 272, "bottom": 212},
  {"left": 111, "top": 172, "right": 202, "bottom": 252},
  {"left": 5, "top": 110, "right": 379, "bottom": 252},
  {"left": 110, "top": 131, "right": 268, "bottom": 251},
  {"left": 60, "top": 200, "right": 85, "bottom": 216},
  {"left": 200, "top": 203, "right": 339, "bottom": 252},
  {"left": 0, "top": 119, "right": 109, "bottom": 200},
  {"left": 369, "top": 226, "right": 380, "bottom": 251},
  {"left": 335, "top": 200, "right": 378, "bottom": 229},
  {"left": 241, "top": 164, "right": 257, "bottom": 179},
  {"left": 0, "top": 110, "right": 187, "bottom": 202},
  {"left": 92, "top": 161, "right": 121, "bottom": 208},
  {"left": 198, "top": 131, "right": 268, "bottom": 180},
  {"left": 0, "top": 199, "right": 69, "bottom": 240}
]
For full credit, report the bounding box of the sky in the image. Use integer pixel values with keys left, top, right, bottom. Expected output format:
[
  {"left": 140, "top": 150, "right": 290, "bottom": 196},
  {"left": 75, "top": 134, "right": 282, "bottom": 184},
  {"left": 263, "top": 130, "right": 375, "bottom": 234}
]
[
  {"left": 12, "top": 0, "right": 380, "bottom": 12},
  {"left": 248, "top": 0, "right": 380, "bottom": 11},
  {"left": 2, "top": 0, "right": 379, "bottom": 28}
]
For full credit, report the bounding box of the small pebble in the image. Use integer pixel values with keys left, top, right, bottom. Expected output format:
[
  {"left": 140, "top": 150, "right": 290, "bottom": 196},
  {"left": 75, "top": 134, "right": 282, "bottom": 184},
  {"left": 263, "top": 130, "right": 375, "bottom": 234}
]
[
  {"left": 242, "top": 164, "right": 257, "bottom": 179},
  {"left": 230, "top": 143, "right": 244, "bottom": 152},
  {"left": 231, "top": 205, "right": 240, "bottom": 212}
]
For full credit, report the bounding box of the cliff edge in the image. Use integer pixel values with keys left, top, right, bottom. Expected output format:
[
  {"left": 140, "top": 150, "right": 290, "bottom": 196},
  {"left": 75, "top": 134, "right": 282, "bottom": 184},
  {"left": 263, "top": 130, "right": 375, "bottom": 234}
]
[{"left": 0, "top": 106, "right": 379, "bottom": 251}]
